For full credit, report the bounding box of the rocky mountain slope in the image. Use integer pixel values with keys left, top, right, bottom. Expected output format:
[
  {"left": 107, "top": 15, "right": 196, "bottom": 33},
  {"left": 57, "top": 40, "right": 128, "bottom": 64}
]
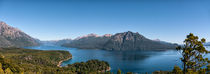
[
  {"left": 0, "top": 21, "right": 39, "bottom": 47},
  {"left": 103, "top": 31, "right": 177, "bottom": 50},
  {"left": 62, "top": 31, "right": 177, "bottom": 50}
]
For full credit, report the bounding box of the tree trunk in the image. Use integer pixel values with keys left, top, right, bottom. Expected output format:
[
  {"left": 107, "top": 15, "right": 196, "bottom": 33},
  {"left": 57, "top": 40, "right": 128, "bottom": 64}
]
[{"left": 183, "top": 62, "right": 186, "bottom": 74}]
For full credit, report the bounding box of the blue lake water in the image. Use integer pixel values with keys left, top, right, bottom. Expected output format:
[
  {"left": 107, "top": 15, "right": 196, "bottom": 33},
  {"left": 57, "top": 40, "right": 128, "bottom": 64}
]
[{"left": 25, "top": 45, "right": 210, "bottom": 73}]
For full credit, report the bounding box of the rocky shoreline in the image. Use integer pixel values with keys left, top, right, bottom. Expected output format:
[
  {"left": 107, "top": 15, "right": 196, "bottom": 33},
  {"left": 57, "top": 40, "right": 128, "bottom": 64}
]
[
  {"left": 98, "top": 67, "right": 111, "bottom": 72},
  {"left": 57, "top": 56, "right": 111, "bottom": 72},
  {"left": 57, "top": 57, "right": 111, "bottom": 72},
  {"left": 57, "top": 57, "right": 72, "bottom": 67},
  {"left": 106, "top": 67, "right": 111, "bottom": 72}
]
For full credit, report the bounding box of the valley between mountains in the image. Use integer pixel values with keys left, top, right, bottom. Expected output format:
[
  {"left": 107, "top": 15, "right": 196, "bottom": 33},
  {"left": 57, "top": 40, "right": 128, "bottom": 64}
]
[
  {"left": 0, "top": 21, "right": 209, "bottom": 74},
  {"left": 0, "top": 21, "right": 178, "bottom": 51}
]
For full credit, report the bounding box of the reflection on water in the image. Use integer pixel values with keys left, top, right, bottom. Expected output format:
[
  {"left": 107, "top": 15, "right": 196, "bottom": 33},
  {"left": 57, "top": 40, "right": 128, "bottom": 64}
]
[{"left": 25, "top": 45, "right": 210, "bottom": 73}]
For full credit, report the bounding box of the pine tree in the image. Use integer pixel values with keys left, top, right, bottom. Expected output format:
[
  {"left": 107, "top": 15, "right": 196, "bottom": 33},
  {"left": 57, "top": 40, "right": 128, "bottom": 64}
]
[
  {"left": 117, "top": 69, "right": 121, "bottom": 74},
  {"left": 207, "top": 65, "right": 210, "bottom": 72},
  {"left": 0, "top": 62, "right": 2, "bottom": 69},
  {"left": 0, "top": 63, "right": 4, "bottom": 74},
  {"left": 176, "top": 33, "right": 209, "bottom": 73},
  {"left": 172, "top": 66, "right": 183, "bottom": 74},
  {"left": 5, "top": 68, "right": 13, "bottom": 74}
]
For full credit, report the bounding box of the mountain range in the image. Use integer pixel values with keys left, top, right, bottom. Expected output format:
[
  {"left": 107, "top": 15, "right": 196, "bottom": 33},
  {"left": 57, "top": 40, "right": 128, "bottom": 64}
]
[
  {"left": 205, "top": 42, "right": 210, "bottom": 46},
  {"left": 41, "top": 39, "right": 72, "bottom": 46},
  {"left": 0, "top": 21, "right": 39, "bottom": 47},
  {"left": 62, "top": 33, "right": 112, "bottom": 49},
  {"left": 0, "top": 21, "right": 177, "bottom": 50},
  {"left": 62, "top": 31, "right": 177, "bottom": 50}
]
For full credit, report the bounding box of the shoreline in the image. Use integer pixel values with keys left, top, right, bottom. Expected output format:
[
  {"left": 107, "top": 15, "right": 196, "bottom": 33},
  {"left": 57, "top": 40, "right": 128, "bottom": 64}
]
[
  {"left": 98, "top": 67, "right": 111, "bottom": 72},
  {"left": 57, "top": 57, "right": 111, "bottom": 72},
  {"left": 57, "top": 57, "right": 72, "bottom": 67},
  {"left": 107, "top": 67, "right": 111, "bottom": 71}
]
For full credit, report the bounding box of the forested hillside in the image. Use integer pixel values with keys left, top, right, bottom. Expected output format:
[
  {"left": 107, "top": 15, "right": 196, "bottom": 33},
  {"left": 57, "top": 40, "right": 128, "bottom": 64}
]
[{"left": 0, "top": 48, "right": 110, "bottom": 74}]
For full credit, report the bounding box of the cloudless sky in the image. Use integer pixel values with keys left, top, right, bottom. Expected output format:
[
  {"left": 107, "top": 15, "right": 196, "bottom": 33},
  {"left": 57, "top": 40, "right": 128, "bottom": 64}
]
[{"left": 0, "top": 0, "right": 210, "bottom": 44}]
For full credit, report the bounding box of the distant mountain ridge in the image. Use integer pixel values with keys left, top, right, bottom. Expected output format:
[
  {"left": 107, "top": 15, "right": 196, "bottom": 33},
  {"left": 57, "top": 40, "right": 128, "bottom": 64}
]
[
  {"left": 0, "top": 21, "right": 39, "bottom": 47},
  {"left": 205, "top": 42, "right": 210, "bottom": 46},
  {"left": 43, "top": 34, "right": 112, "bottom": 47},
  {"left": 41, "top": 39, "right": 72, "bottom": 46},
  {"left": 62, "top": 34, "right": 112, "bottom": 49},
  {"left": 153, "top": 39, "right": 176, "bottom": 45},
  {"left": 62, "top": 31, "right": 177, "bottom": 50},
  {"left": 75, "top": 33, "right": 112, "bottom": 40}
]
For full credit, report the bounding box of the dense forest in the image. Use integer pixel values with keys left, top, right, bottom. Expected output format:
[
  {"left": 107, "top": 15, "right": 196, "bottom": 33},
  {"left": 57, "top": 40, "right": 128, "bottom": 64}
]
[{"left": 0, "top": 48, "right": 110, "bottom": 74}]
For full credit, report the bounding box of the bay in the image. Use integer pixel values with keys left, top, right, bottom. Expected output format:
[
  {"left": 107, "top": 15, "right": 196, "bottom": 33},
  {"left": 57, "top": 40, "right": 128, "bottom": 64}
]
[{"left": 25, "top": 45, "right": 210, "bottom": 73}]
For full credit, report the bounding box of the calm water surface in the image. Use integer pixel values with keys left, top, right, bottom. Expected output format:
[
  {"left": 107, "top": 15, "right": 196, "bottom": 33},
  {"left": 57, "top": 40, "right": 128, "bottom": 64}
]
[{"left": 25, "top": 45, "right": 210, "bottom": 73}]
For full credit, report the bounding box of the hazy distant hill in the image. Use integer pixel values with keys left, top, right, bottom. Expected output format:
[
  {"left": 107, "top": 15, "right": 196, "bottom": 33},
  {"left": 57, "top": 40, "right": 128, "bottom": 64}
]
[
  {"left": 0, "top": 21, "right": 39, "bottom": 47},
  {"left": 41, "top": 39, "right": 72, "bottom": 46},
  {"left": 153, "top": 39, "right": 177, "bottom": 46},
  {"left": 62, "top": 31, "right": 177, "bottom": 50},
  {"left": 62, "top": 34, "right": 112, "bottom": 49},
  {"left": 205, "top": 42, "right": 210, "bottom": 46}
]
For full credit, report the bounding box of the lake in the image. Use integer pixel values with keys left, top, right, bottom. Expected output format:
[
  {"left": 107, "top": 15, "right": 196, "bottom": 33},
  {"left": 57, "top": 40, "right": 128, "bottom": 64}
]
[{"left": 25, "top": 45, "right": 210, "bottom": 73}]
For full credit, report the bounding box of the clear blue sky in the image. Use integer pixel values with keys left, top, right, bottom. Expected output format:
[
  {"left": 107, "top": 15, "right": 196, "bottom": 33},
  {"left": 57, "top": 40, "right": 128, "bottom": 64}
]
[{"left": 0, "top": 0, "right": 210, "bottom": 44}]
